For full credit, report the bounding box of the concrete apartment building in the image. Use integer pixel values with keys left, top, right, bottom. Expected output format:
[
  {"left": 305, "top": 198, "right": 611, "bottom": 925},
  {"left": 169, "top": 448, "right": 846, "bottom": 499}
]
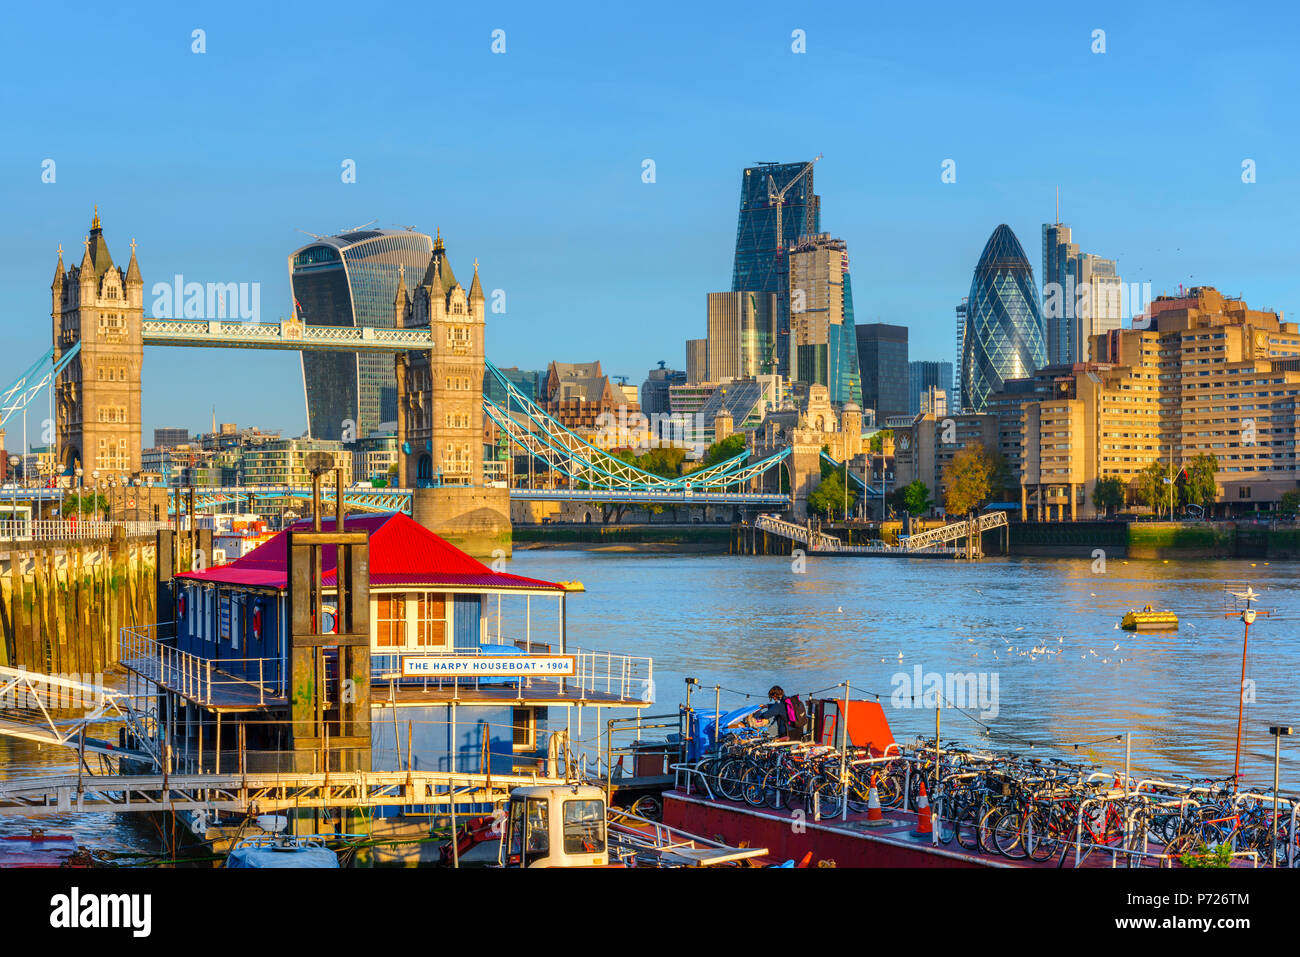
[{"left": 1019, "top": 286, "right": 1300, "bottom": 517}]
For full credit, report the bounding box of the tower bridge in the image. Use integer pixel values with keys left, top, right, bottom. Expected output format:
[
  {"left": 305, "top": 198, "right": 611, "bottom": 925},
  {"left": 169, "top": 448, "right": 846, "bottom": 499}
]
[{"left": 7, "top": 211, "right": 830, "bottom": 550}]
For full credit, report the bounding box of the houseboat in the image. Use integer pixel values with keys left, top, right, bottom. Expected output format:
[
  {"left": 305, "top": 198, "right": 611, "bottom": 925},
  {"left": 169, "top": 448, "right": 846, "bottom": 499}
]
[{"left": 120, "top": 511, "right": 654, "bottom": 859}]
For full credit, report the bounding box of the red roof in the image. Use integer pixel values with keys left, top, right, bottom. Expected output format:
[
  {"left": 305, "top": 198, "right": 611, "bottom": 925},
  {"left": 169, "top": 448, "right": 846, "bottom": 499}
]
[{"left": 178, "top": 513, "right": 563, "bottom": 592}]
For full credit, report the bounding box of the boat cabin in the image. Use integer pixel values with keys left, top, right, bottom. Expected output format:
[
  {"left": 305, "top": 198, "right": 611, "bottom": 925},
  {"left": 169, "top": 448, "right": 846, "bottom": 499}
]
[{"left": 122, "top": 512, "right": 653, "bottom": 784}]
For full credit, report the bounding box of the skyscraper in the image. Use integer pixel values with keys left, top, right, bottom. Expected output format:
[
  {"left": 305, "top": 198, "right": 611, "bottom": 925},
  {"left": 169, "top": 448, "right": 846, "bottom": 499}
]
[
  {"left": 909, "top": 361, "right": 954, "bottom": 416},
  {"left": 963, "top": 225, "right": 1046, "bottom": 413},
  {"left": 731, "top": 161, "right": 821, "bottom": 377},
  {"left": 954, "top": 298, "right": 968, "bottom": 411},
  {"left": 705, "top": 291, "right": 777, "bottom": 382},
  {"left": 288, "top": 227, "right": 434, "bottom": 441},
  {"left": 788, "top": 234, "right": 862, "bottom": 407},
  {"left": 856, "top": 323, "right": 909, "bottom": 423},
  {"left": 1042, "top": 218, "right": 1122, "bottom": 364}
]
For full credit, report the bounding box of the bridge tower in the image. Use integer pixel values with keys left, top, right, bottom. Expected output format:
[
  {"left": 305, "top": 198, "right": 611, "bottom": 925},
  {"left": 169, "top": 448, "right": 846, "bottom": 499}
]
[
  {"left": 394, "top": 231, "right": 511, "bottom": 556},
  {"left": 51, "top": 209, "right": 144, "bottom": 478}
]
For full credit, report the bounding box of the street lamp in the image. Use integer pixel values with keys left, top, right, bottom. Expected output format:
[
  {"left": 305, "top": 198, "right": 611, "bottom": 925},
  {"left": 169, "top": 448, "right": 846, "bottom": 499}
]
[
  {"left": 91, "top": 470, "right": 101, "bottom": 520},
  {"left": 1269, "top": 726, "right": 1292, "bottom": 867}
]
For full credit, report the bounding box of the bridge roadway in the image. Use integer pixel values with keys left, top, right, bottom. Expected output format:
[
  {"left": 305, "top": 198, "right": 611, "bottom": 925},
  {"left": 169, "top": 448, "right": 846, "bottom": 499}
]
[
  {"left": 0, "top": 768, "right": 561, "bottom": 817},
  {"left": 182, "top": 485, "right": 789, "bottom": 509}
]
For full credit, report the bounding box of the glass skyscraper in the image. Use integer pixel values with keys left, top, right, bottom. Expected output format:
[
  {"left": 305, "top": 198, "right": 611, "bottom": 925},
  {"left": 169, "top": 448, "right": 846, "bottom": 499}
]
[
  {"left": 963, "top": 224, "right": 1046, "bottom": 412},
  {"left": 731, "top": 161, "right": 821, "bottom": 377},
  {"left": 909, "top": 360, "right": 954, "bottom": 415},
  {"left": 288, "top": 228, "right": 434, "bottom": 441},
  {"left": 856, "top": 323, "right": 909, "bottom": 422}
]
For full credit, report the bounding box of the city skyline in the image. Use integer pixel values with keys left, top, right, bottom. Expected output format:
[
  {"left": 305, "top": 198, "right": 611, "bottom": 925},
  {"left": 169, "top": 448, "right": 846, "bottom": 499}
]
[{"left": 6, "top": 2, "right": 1300, "bottom": 447}]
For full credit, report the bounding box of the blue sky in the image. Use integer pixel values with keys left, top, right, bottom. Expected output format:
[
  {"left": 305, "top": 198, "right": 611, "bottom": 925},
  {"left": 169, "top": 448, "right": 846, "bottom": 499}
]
[{"left": 3, "top": 0, "right": 1299, "bottom": 447}]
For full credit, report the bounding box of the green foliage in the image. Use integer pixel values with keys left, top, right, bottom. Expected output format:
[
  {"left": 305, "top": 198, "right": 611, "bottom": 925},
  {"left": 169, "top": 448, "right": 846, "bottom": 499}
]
[
  {"left": 1178, "top": 841, "right": 1234, "bottom": 868},
  {"left": 62, "top": 492, "right": 108, "bottom": 518},
  {"left": 1281, "top": 489, "right": 1300, "bottom": 516},
  {"left": 700, "top": 433, "right": 745, "bottom": 469},
  {"left": 1137, "top": 461, "right": 1179, "bottom": 517},
  {"left": 869, "top": 430, "right": 893, "bottom": 453},
  {"left": 1183, "top": 453, "right": 1218, "bottom": 510},
  {"left": 1092, "top": 476, "right": 1126, "bottom": 515},
  {"left": 807, "top": 471, "right": 857, "bottom": 519},
  {"left": 901, "top": 479, "right": 933, "bottom": 516}
]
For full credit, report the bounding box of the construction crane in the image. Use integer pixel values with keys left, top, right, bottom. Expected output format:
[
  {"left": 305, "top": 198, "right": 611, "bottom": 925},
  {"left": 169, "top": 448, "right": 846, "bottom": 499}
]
[{"left": 767, "top": 155, "right": 821, "bottom": 373}]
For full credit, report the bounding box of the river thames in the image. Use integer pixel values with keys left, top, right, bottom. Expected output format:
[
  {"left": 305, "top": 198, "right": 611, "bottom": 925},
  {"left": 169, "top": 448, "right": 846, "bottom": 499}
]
[{"left": 2, "top": 551, "right": 1298, "bottom": 852}]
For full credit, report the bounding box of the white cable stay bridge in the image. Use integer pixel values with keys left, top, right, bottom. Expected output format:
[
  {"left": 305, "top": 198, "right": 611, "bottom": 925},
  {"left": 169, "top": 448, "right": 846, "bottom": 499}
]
[
  {"left": 0, "top": 666, "right": 159, "bottom": 765},
  {"left": 0, "top": 769, "right": 566, "bottom": 818}
]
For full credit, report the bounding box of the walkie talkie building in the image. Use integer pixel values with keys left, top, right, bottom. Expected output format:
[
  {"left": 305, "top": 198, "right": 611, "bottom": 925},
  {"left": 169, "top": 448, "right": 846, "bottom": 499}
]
[{"left": 288, "top": 228, "right": 434, "bottom": 441}]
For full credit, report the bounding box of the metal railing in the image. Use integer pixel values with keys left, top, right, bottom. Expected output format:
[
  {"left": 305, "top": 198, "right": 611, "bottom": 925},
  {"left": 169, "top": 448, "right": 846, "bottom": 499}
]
[
  {"left": 0, "top": 519, "right": 171, "bottom": 541},
  {"left": 369, "top": 645, "right": 652, "bottom": 705},
  {"left": 120, "top": 625, "right": 283, "bottom": 706}
]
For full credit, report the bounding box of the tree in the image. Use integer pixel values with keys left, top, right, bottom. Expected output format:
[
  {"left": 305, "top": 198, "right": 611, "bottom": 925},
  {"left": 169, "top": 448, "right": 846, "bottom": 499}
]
[
  {"left": 900, "top": 479, "right": 933, "bottom": 516},
  {"left": 1137, "top": 461, "right": 1178, "bottom": 518},
  {"left": 1091, "top": 477, "right": 1126, "bottom": 517},
  {"left": 1183, "top": 454, "right": 1218, "bottom": 512},
  {"left": 1281, "top": 489, "right": 1300, "bottom": 516},
  {"left": 869, "top": 429, "right": 893, "bottom": 454},
  {"left": 942, "top": 443, "right": 1006, "bottom": 516},
  {"left": 807, "top": 471, "right": 857, "bottom": 519},
  {"left": 700, "top": 433, "right": 745, "bottom": 468}
]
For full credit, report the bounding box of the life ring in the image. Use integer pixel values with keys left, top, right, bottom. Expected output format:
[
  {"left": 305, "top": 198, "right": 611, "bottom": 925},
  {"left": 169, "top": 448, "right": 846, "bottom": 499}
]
[
  {"left": 252, "top": 603, "right": 263, "bottom": 642},
  {"left": 177, "top": 592, "right": 187, "bottom": 620}
]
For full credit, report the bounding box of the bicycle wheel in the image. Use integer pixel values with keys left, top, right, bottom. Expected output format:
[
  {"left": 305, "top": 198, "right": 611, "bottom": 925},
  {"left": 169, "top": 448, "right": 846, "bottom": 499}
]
[
  {"left": 953, "top": 799, "right": 981, "bottom": 851},
  {"left": 740, "top": 764, "right": 769, "bottom": 808},
  {"left": 978, "top": 806, "right": 1005, "bottom": 855},
  {"left": 716, "top": 758, "right": 747, "bottom": 802},
  {"left": 811, "top": 775, "right": 843, "bottom": 817},
  {"left": 993, "top": 809, "right": 1028, "bottom": 859},
  {"left": 1026, "top": 808, "right": 1058, "bottom": 862},
  {"left": 875, "top": 770, "right": 903, "bottom": 809}
]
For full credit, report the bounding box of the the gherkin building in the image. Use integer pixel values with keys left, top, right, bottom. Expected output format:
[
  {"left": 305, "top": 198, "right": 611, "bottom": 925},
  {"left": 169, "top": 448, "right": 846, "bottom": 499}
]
[{"left": 962, "top": 225, "right": 1045, "bottom": 412}]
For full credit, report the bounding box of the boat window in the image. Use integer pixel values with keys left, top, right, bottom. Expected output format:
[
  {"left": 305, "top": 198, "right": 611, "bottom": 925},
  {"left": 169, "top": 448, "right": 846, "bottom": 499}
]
[
  {"left": 562, "top": 800, "right": 605, "bottom": 855},
  {"left": 512, "top": 707, "right": 535, "bottom": 750},
  {"left": 375, "top": 594, "right": 406, "bottom": 647},
  {"left": 415, "top": 593, "right": 449, "bottom": 648},
  {"left": 525, "top": 798, "right": 549, "bottom": 856},
  {"left": 507, "top": 800, "right": 525, "bottom": 863}
]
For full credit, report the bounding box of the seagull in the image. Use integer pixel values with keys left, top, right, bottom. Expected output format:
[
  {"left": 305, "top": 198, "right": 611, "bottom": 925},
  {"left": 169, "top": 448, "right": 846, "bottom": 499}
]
[
  {"left": 1113, "top": 644, "right": 1120, "bottom": 651},
  {"left": 836, "top": 606, "right": 843, "bottom": 613},
  {"left": 1187, "top": 622, "right": 1196, "bottom": 630},
  {"left": 898, "top": 652, "right": 904, "bottom": 660},
  {"left": 1113, "top": 623, "right": 1120, "bottom": 629},
  {"left": 1090, "top": 593, "right": 1097, "bottom": 598},
  {"left": 1231, "top": 587, "right": 1262, "bottom": 604},
  {"left": 1057, "top": 637, "right": 1064, "bottom": 644}
]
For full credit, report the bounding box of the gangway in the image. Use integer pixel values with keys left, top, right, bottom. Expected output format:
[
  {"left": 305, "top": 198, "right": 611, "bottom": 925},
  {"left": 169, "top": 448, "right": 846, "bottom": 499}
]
[
  {"left": 753, "top": 509, "right": 1008, "bottom": 557},
  {"left": 0, "top": 769, "right": 563, "bottom": 818},
  {"left": 0, "top": 666, "right": 158, "bottom": 765}
]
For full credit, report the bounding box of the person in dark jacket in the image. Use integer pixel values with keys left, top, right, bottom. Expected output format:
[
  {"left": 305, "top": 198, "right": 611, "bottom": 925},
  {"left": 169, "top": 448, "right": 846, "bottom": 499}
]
[{"left": 755, "top": 685, "right": 808, "bottom": 741}]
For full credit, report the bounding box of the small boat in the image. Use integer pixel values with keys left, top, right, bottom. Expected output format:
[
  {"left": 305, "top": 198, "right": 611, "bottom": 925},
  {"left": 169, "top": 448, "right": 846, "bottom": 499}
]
[
  {"left": 225, "top": 836, "right": 340, "bottom": 868},
  {"left": 1121, "top": 604, "right": 1179, "bottom": 630}
]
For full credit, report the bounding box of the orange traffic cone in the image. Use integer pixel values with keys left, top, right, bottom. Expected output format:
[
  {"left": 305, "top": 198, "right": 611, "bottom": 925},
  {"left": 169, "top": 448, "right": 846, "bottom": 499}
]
[
  {"left": 864, "top": 773, "right": 890, "bottom": 827},
  {"left": 912, "top": 779, "right": 933, "bottom": 838}
]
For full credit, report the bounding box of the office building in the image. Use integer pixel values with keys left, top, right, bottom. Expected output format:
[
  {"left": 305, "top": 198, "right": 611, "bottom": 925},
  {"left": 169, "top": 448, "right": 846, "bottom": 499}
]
[
  {"left": 705, "top": 291, "right": 777, "bottom": 383},
  {"left": 288, "top": 226, "right": 434, "bottom": 441},
  {"left": 857, "top": 323, "right": 909, "bottom": 423},
  {"left": 788, "top": 234, "right": 862, "bottom": 408},
  {"left": 963, "top": 224, "right": 1046, "bottom": 413},
  {"left": 686, "top": 339, "right": 708, "bottom": 385},
  {"left": 1042, "top": 219, "right": 1123, "bottom": 364},
  {"left": 640, "top": 362, "right": 687, "bottom": 416},
  {"left": 153, "top": 428, "right": 189, "bottom": 449},
  {"left": 909, "top": 361, "right": 954, "bottom": 416},
  {"left": 954, "top": 299, "right": 968, "bottom": 411},
  {"left": 731, "top": 161, "right": 821, "bottom": 377}
]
